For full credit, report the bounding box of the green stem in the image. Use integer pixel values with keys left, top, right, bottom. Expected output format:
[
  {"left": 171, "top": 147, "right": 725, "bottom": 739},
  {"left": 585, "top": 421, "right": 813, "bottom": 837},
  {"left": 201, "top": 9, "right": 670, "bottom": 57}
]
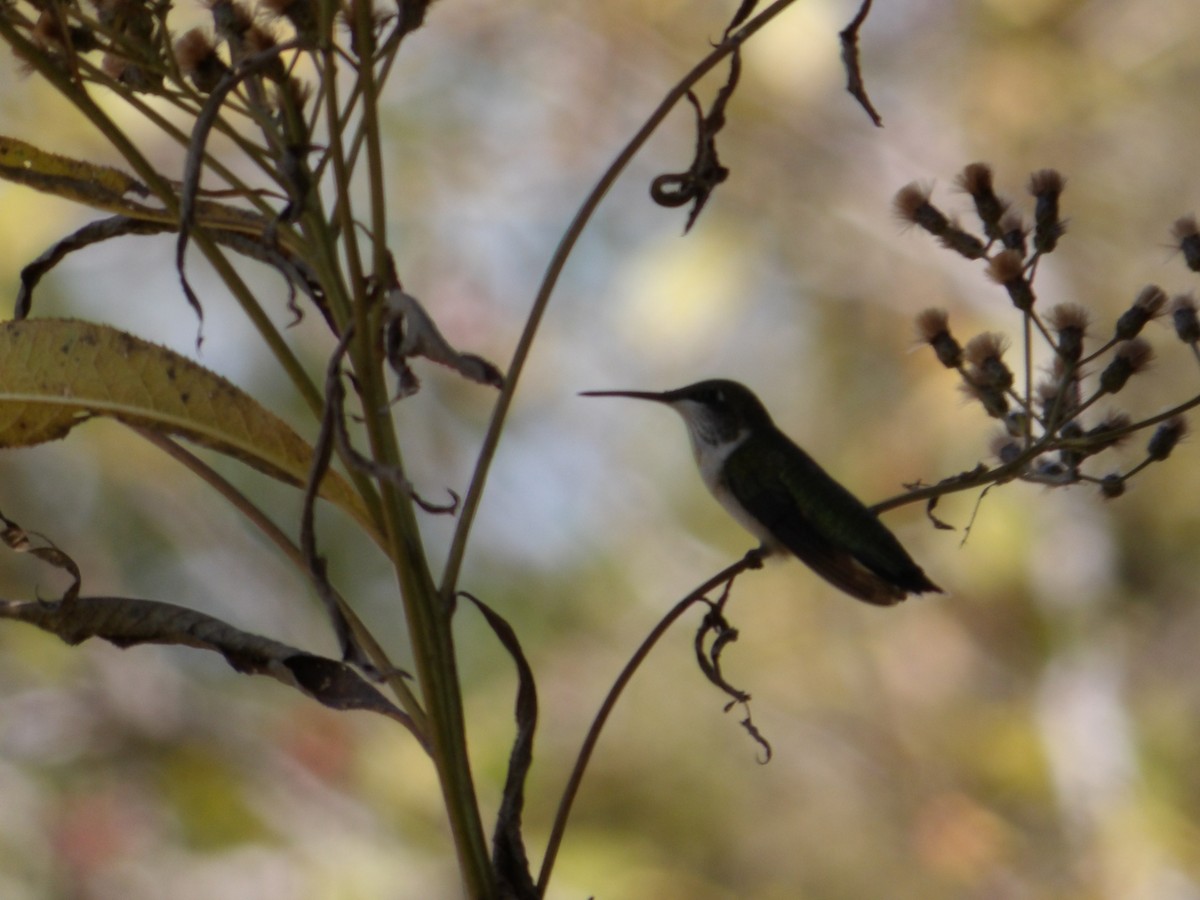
[{"left": 330, "top": 6, "right": 493, "bottom": 895}]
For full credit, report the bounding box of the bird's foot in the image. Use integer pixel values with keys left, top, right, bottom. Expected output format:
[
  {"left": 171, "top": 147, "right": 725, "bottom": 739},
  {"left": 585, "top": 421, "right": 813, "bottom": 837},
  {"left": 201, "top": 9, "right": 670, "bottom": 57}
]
[{"left": 743, "top": 545, "right": 768, "bottom": 570}]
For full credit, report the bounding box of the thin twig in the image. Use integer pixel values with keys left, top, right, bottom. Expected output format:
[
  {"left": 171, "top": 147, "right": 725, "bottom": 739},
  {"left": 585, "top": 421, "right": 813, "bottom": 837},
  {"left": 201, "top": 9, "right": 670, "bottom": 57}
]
[
  {"left": 441, "top": 0, "right": 802, "bottom": 599},
  {"left": 839, "top": 0, "right": 882, "bottom": 127},
  {"left": 176, "top": 39, "right": 301, "bottom": 329},
  {"left": 536, "top": 552, "right": 761, "bottom": 896},
  {"left": 870, "top": 384, "right": 1200, "bottom": 518}
]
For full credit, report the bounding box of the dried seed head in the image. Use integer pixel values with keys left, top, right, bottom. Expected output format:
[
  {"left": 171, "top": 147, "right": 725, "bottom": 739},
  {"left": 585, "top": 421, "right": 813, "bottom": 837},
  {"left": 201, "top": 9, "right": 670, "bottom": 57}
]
[
  {"left": 88, "top": 0, "right": 116, "bottom": 20},
  {"left": 1058, "top": 420, "right": 1086, "bottom": 468},
  {"left": 90, "top": 0, "right": 142, "bottom": 30},
  {"left": 939, "top": 224, "right": 987, "bottom": 260},
  {"left": 1099, "top": 338, "right": 1154, "bottom": 395},
  {"left": 1000, "top": 411, "right": 1027, "bottom": 438},
  {"left": 1048, "top": 303, "right": 1089, "bottom": 363},
  {"left": 990, "top": 433, "right": 1023, "bottom": 465},
  {"left": 1084, "top": 415, "right": 1128, "bottom": 458},
  {"left": 1037, "top": 369, "right": 1082, "bottom": 423},
  {"left": 957, "top": 162, "right": 1008, "bottom": 238},
  {"left": 965, "top": 332, "right": 1012, "bottom": 384},
  {"left": 1172, "top": 216, "right": 1200, "bottom": 272},
  {"left": 915, "top": 308, "right": 962, "bottom": 368},
  {"left": 99, "top": 53, "right": 161, "bottom": 92},
  {"left": 1028, "top": 169, "right": 1065, "bottom": 194},
  {"left": 1048, "top": 303, "right": 1089, "bottom": 333},
  {"left": 100, "top": 52, "right": 126, "bottom": 79},
  {"left": 1086, "top": 412, "right": 1132, "bottom": 452},
  {"left": 234, "top": 23, "right": 286, "bottom": 80},
  {"left": 175, "top": 29, "right": 229, "bottom": 93},
  {"left": 1099, "top": 474, "right": 1125, "bottom": 499},
  {"left": 1147, "top": 416, "right": 1188, "bottom": 461},
  {"left": 1031, "top": 459, "right": 1072, "bottom": 484},
  {"left": 894, "top": 183, "right": 949, "bottom": 236},
  {"left": 244, "top": 23, "right": 278, "bottom": 53},
  {"left": 1169, "top": 293, "right": 1200, "bottom": 345},
  {"left": 1036, "top": 378, "right": 1060, "bottom": 415},
  {"left": 987, "top": 249, "right": 1035, "bottom": 310},
  {"left": 999, "top": 213, "right": 1027, "bottom": 255},
  {"left": 915, "top": 307, "right": 950, "bottom": 342},
  {"left": 32, "top": 10, "right": 99, "bottom": 53},
  {"left": 261, "top": 0, "right": 319, "bottom": 42},
  {"left": 987, "top": 248, "right": 1024, "bottom": 283},
  {"left": 957, "top": 163, "right": 994, "bottom": 196},
  {"left": 1134, "top": 284, "right": 1168, "bottom": 314},
  {"left": 963, "top": 332, "right": 1013, "bottom": 416},
  {"left": 1060, "top": 421, "right": 1084, "bottom": 439},
  {"left": 1028, "top": 169, "right": 1066, "bottom": 253},
  {"left": 209, "top": 0, "right": 254, "bottom": 41},
  {"left": 32, "top": 11, "right": 66, "bottom": 52},
  {"left": 1116, "top": 336, "right": 1153, "bottom": 367},
  {"left": 960, "top": 380, "right": 1009, "bottom": 419},
  {"left": 1114, "top": 285, "right": 1167, "bottom": 340}
]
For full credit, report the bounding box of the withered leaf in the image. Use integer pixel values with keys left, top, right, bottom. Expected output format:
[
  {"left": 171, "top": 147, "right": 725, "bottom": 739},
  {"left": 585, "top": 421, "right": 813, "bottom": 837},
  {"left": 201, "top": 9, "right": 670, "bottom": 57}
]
[
  {"left": 0, "top": 593, "right": 415, "bottom": 728},
  {"left": 461, "top": 593, "right": 538, "bottom": 899},
  {"left": 384, "top": 289, "right": 504, "bottom": 397},
  {"left": 649, "top": 49, "right": 741, "bottom": 233},
  {"left": 0, "top": 509, "right": 413, "bottom": 732}
]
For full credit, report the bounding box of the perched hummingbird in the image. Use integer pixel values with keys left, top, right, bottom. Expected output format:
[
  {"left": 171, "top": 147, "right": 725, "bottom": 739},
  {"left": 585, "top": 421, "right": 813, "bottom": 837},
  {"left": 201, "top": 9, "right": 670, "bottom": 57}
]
[{"left": 582, "top": 379, "right": 942, "bottom": 606}]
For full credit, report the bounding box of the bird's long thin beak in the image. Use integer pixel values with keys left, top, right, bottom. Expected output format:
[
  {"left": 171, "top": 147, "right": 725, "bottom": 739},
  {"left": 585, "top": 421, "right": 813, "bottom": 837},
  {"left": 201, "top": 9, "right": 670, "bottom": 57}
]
[{"left": 579, "top": 389, "right": 670, "bottom": 402}]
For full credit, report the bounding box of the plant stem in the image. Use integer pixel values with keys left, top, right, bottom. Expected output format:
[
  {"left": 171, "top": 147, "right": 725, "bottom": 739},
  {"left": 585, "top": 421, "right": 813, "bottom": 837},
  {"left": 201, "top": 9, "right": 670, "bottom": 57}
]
[
  {"left": 537, "top": 555, "right": 757, "bottom": 895},
  {"left": 338, "top": 5, "right": 494, "bottom": 894},
  {"left": 440, "top": 0, "right": 802, "bottom": 598}
]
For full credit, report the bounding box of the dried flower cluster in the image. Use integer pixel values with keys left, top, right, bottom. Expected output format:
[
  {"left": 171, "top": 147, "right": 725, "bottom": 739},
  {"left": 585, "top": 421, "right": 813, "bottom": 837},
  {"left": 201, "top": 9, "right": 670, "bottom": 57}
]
[
  {"left": 0, "top": 0, "right": 422, "bottom": 272},
  {"left": 900, "top": 164, "right": 1198, "bottom": 500},
  {"left": 15, "top": 0, "right": 326, "bottom": 96}
]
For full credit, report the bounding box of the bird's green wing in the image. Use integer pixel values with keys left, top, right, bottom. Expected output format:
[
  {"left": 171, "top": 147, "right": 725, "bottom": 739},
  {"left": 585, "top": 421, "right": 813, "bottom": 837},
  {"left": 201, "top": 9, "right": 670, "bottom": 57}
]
[{"left": 723, "top": 433, "right": 937, "bottom": 604}]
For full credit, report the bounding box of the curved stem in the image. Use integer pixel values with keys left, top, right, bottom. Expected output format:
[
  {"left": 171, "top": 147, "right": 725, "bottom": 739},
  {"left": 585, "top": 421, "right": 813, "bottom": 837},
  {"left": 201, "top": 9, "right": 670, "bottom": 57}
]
[
  {"left": 536, "top": 554, "right": 758, "bottom": 896},
  {"left": 440, "top": 0, "right": 801, "bottom": 598}
]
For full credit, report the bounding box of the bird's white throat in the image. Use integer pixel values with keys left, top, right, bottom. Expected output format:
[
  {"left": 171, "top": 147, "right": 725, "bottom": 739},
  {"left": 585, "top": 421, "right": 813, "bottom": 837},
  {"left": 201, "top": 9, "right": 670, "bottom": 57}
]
[
  {"left": 670, "top": 399, "right": 750, "bottom": 494},
  {"left": 668, "top": 398, "right": 784, "bottom": 551}
]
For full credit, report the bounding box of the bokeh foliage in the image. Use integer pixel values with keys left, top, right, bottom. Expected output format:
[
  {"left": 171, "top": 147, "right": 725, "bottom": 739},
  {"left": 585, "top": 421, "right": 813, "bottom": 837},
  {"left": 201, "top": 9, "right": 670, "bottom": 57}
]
[{"left": 2, "top": 0, "right": 1200, "bottom": 898}]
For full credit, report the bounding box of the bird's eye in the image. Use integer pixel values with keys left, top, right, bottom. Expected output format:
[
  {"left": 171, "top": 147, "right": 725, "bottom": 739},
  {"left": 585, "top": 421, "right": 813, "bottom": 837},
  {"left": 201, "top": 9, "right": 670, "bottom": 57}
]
[{"left": 713, "top": 389, "right": 725, "bottom": 404}]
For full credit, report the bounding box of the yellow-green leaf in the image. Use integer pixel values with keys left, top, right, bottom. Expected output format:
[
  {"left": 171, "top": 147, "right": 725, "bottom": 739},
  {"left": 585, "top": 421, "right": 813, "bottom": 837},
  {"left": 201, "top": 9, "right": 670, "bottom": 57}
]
[
  {"left": 0, "top": 318, "right": 376, "bottom": 537},
  {"left": 0, "top": 134, "right": 274, "bottom": 238},
  {"left": 0, "top": 134, "right": 149, "bottom": 213}
]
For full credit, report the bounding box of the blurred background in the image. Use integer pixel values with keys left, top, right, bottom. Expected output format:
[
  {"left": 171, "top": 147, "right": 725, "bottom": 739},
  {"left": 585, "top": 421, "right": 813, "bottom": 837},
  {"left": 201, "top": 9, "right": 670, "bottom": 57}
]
[{"left": 3, "top": 0, "right": 1200, "bottom": 897}]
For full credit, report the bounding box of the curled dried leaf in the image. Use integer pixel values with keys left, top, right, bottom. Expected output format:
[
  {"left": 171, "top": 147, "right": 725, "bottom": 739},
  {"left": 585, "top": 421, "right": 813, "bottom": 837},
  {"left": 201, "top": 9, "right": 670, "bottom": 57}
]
[
  {"left": 649, "top": 47, "right": 741, "bottom": 233},
  {"left": 384, "top": 289, "right": 504, "bottom": 396}
]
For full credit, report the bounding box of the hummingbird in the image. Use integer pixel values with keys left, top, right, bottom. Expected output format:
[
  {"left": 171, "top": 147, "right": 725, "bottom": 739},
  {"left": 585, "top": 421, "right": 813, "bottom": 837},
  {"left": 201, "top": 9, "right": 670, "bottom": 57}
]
[{"left": 581, "top": 379, "right": 942, "bottom": 606}]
